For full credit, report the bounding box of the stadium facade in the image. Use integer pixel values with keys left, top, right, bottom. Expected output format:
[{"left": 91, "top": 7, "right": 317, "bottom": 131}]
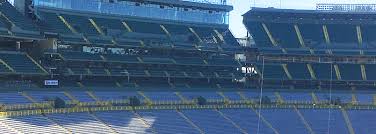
[{"left": 0, "top": 0, "right": 373, "bottom": 133}]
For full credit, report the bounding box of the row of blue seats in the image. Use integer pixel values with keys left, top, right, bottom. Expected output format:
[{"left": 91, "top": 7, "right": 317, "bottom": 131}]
[
  {"left": 256, "top": 63, "right": 376, "bottom": 80},
  {"left": 60, "top": 51, "right": 238, "bottom": 67},
  {"left": 246, "top": 21, "right": 375, "bottom": 49},
  {"left": 0, "top": 91, "right": 372, "bottom": 104},
  {"left": 0, "top": 52, "right": 45, "bottom": 74},
  {"left": 2, "top": 108, "right": 375, "bottom": 134}
]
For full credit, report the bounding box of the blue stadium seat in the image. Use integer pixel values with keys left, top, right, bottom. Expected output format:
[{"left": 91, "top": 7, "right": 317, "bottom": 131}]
[
  {"left": 138, "top": 110, "right": 200, "bottom": 134},
  {"left": 295, "top": 24, "right": 325, "bottom": 47},
  {"left": 260, "top": 108, "right": 310, "bottom": 134},
  {"left": 37, "top": 11, "right": 72, "bottom": 34},
  {"left": 182, "top": 109, "right": 242, "bottom": 134},
  {"left": 337, "top": 64, "right": 362, "bottom": 80},
  {"left": 243, "top": 22, "right": 274, "bottom": 47},
  {"left": 266, "top": 23, "right": 301, "bottom": 48},
  {"left": 28, "top": 92, "right": 70, "bottom": 102},
  {"left": 287, "top": 63, "right": 311, "bottom": 80},
  {"left": 94, "top": 92, "right": 143, "bottom": 101},
  {"left": 62, "top": 14, "right": 98, "bottom": 35},
  {"left": 1, "top": 115, "right": 66, "bottom": 133},
  {"left": 327, "top": 24, "right": 357, "bottom": 44},
  {"left": 143, "top": 92, "right": 181, "bottom": 101},
  {"left": 220, "top": 109, "right": 275, "bottom": 133},
  {"left": 181, "top": 92, "right": 223, "bottom": 100},
  {"left": 300, "top": 109, "right": 349, "bottom": 134},
  {"left": 70, "top": 92, "right": 96, "bottom": 102},
  {"left": 365, "top": 64, "right": 376, "bottom": 80},
  {"left": 0, "top": 2, "right": 40, "bottom": 33},
  {"left": 61, "top": 51, "right": 103, "bottom": 61},
  {"left": 280, "top": 92, "right": 312, "bottom": 103},
  {"left": 0, "top": 53, "right": 44, "bottom": 74},
  {"left": 94, "top": 111, "right": 153, "bottom": 133},
  {"left": 311, "top": 63, "right": 336, "bottom": 80},
  {"left": 257, "top": 64, "right": 288, "bottom": 80},
  {"left": 347, "top": 110, "right": 376, "bottom": 134},
  {"left": 0, "top": 93, "right": 31, "bottom": 104},
  {"left": 47, "top": 113, "right": 114, "bottom": 133}
]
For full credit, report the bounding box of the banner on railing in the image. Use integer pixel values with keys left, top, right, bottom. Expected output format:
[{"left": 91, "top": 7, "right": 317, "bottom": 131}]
[{"left": 44, "top": 80, "right": 59, "bottom": 86}]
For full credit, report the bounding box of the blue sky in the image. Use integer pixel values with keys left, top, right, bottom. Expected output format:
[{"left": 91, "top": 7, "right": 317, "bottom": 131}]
[{"left": 229, "top": 0, "right": 376, "bottom": 38}]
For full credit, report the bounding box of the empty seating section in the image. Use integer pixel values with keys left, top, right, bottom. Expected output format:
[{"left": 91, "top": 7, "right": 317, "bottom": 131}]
[
  {"left": 0, "top": 18, "right": 9, "bottom": 35},
  {"left": 142, "top": 57, "right": 173, "bottom": 64},
  {"left": 316, "top": 92, "right": 352, "bottom": 103},
  {"left": 60, "top": 35, "right": 86, "bottom": 43},
  {"left": 287, "top": 63, "right": 311, "bottom": 80},
  {"left": 208, "top": 57, "right": 238, "bottom": 66},
  {"left": 338, "top": 64, "right": 362, "bottom": 80},
  {"left": 0, "top": 63, "right": 11, "bottom": 73},
  {"left": 92, "top": 92, "right": 139, "bottom": 101},
  {"left": 28, "top": 92, "right": 70, "bottom": 102},
  {"left": 348, "top": 110, "right": 376, "bottom": 134},
  {"left": 0, "top": 53, "right": 43, "bottom": 74},
  {"left": 221, "top": 109, "right": 275, "bottom": 133},
  {"left": 90, "top": 68, "right": 107, "bottom": 75},
  {"left": 300, "top": 109, "right": 349, "bottom": 134},
  {"left": 143, "top": 92, "right": 180, "bottom": 101},
  {"left": 70, "top": 92, "right": 96, "bottom": 102},
  {"left": 95, "top": 111, "right": 153, "bottom": 133},
  {"left": 70, "top": 67, "right": 88, "bottom": 75},
  {"left": 280, "top": 92, "right": 312, "bottom": 103},
  {"left": 125, "top": 21, "right": 164, "bottom": 35},
  {"left": 182, "top": 110, "right": 241, "bottom": 134},
  {"left": 332, "top": 50, "right": 360, "bottom": 56},
  {"left": 62, "top": 14, "right": 98, "bottom": 35},
  {"left": 127, "top": 69, "right": 146, "bottom": 76},
  {"left": 327, "top": 24, "right": 357, "bottom": 44},
  {"left": 243, "top": 91, "right": 278, "bottom": 102},
  {"left": 61, "top": 51, "right": 102, "bottom": 61},
  {"left": 47, "top": 112, "right": 114, "bottom": 133},
  {"left": 258, "top": 64, "right": 288, "bottom": 79},
  {"left": 168, "top": 70, "right": 186, "bottom": 78},
  {"left": 109, "top": 68, "right": 127, "bottom": 76},
  {"left": 356, "top": 93, "right": 373, "bottom": 104},
  {"left": 181, "top": 92, "right": 223, "bottom": 100},
  {"left": 0, "top": 122, "right": 16, "bottom": 133},
  {"left": 0, "top": 115, "right": 66, "bottom": 133},
  {"left": 362, "top": 25, "right": 376, "bottom": 45},
  {"left": 267, "top": 23, "right": 300, "bottom": 48},
  {"left": 82, "top": 80, "right": 117, "bottom": 87},
  {"left": 365, "top": 64, "right": 376, "bottom": 80},
  {"left": 185, "top": 71, "right": 202, "bottom": 78},
  {"left": 223, "top": 92, "right": 242, "bottom": 100},
  {"left": 174, "top": 57, "right": 205, "bottom": 65},
  {"left": 286, "top": 49, "right": 311, "bottom": 54},
  {"left": 38, "top": 11, "right": 71, "bottom": 33},
  {"left": 0, "top": 2, "right": 39, "bottom": 31},
  {"left": 148, "top": 70, "right": 166, "bottom": 77},
  {"left": 260, "top": 109, "right": 310, "bottom": 134},
  {"left": 104, "top": 54, "right": 139, "bottom": 63},
  {"left": 0, "top": 93, "right": 31, "bottom": 104},
  {"left": 244, "top": 22, "right": 274, "bottom": 47},
  {"left": 311, "top": 63, "right": 336, "bottom": 80},
  {"left": 138, "top": 110, "right": 200, "bottom": 134},
  {"left": 299, "top": 24, "right": 325, "bottom": 47},
  {"left": 93, "top": 17, "right": 123, "bottom": 32},
  {"left": 87, "top": 36, "right": 113, "bottom": 45}
]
